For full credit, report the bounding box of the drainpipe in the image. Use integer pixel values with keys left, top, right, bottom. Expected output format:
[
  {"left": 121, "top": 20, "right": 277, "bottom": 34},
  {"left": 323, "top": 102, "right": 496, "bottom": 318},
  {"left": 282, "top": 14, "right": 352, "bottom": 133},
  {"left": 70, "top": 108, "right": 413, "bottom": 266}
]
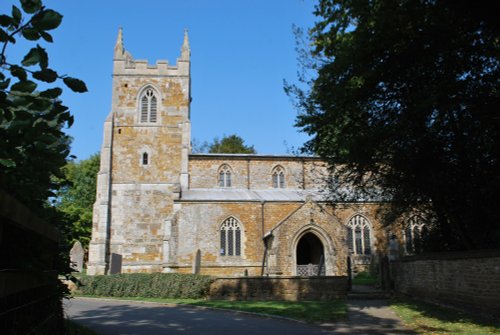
[
  {"left": 247, "top": 159, "right": 250, "bottom": 189},
  {"left": 301, "top": 158, "right": 306, "bottom": 189}
]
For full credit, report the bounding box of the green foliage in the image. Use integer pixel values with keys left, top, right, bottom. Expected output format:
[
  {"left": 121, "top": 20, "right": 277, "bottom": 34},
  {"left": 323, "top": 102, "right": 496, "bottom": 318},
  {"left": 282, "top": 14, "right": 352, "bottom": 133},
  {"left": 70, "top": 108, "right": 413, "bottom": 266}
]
[
  {"left": 288, "top": 0, "right": 500, "bottom": 250},
  {"left": 194, "top": 134, "right": 256, "bottom": 154},
  {"left": 78, "top": 273, "right": 214, "bottom": 299},
  {"left": 352, "top": 271, "right": 377, "bottom": 286},
  {"left": 0, "top": 0, "right": 87, "bottom": 215},
  {"left": 0, "top": 3, "right": 87, "bottom": 330},
  {"left": 192, "top": 135, "right": 256, "bottom": 154},
  {"left": 56, "top": 153, "right": 100, "bottom": 250}
]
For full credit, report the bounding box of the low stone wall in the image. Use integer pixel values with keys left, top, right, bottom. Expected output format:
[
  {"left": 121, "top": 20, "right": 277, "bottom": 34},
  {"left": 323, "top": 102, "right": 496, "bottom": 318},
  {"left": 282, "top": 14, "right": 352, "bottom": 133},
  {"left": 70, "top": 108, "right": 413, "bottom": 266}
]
[
  {"left": 392, "top": 250, "right": 500, "bottom": 317},
  {"left": 209, "top": 276, "right": 348, "bottom": 301}
]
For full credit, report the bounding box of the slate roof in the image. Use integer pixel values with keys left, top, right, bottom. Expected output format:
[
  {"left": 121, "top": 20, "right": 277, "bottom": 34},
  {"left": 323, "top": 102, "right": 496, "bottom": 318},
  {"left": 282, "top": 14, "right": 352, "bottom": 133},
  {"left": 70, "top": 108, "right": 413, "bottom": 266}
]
[
  {"left": 179, "top": 188, "right": 327, "bottom": 202},
  {"left": 179, "top": 187, "right": 388, "bottom": 202}
]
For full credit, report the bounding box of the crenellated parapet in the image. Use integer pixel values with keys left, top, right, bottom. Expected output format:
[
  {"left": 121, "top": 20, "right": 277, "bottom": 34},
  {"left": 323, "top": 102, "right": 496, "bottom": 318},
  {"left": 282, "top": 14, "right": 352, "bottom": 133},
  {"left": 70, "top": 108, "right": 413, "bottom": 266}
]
[{"left": 113, "top": 27, "right": 190, "bottom": 76}]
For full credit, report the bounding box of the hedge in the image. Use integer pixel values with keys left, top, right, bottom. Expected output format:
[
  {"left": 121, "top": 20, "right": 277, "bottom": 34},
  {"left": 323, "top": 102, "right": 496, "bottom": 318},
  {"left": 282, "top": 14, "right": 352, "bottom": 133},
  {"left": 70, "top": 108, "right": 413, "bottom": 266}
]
[{"left": 77, "top": 273, "right": 214, "bottom": 299}]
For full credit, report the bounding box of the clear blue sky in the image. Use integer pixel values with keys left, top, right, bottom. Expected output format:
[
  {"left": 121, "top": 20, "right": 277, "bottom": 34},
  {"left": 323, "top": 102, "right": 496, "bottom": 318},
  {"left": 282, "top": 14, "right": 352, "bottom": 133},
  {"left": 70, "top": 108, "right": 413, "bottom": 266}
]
[{"left": 1, "top": 0, "right": 317, "bottom": 160}]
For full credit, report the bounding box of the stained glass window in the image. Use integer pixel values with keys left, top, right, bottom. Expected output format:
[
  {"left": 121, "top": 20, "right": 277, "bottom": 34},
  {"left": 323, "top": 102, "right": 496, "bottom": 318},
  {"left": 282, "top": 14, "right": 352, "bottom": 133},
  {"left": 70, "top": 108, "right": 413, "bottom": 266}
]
[
  {"left": 347, "top": 215, "right": 372, "bottom": 255},
  {"left": 220, "top": 217, "right": 242, "bottom": 257}
]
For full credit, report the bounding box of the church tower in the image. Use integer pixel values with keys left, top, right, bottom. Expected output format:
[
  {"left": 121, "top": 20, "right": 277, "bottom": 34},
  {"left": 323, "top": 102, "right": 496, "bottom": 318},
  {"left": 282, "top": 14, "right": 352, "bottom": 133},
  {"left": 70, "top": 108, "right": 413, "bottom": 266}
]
[{"left": 87, "top": 29, "right": 191, "bottom": 275}]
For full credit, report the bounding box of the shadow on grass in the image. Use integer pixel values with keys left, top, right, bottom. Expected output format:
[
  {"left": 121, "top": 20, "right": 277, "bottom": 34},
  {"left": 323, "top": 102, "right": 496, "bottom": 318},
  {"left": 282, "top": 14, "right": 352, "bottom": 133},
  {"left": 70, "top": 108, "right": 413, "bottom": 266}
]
[
  {"left": 390, "top": 298, "right": 500, "bottom": 334},
  {"left": 187, "top": 300, "right": 347, "bottom": 323}
]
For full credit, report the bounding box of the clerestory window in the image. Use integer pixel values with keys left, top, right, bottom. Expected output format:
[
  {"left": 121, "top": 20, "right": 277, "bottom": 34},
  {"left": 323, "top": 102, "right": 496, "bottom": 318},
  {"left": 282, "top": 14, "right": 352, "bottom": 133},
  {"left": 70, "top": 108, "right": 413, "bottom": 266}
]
[
  {"left": 218, "top": 164, "right": 232, "bottom": 187},
  {"left": 272, "top": 166, "right": 285, "bottom": 188},
  {"left": 140, "top": 88, "right": 158, "bottom": 123},
  {"left": 220, "top": 217, "right": 242, "bottom": 256},
  {"left": 347, "top": 215, "right": 372, "bottom": 255}
]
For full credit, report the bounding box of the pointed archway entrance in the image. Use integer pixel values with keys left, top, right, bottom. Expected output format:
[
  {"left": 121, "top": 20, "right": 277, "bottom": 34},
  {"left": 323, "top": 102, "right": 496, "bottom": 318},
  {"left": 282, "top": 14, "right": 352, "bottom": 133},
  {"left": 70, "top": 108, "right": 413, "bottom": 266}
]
[{"left": 296, "top": 233, "right": 325, "bottom": 276}]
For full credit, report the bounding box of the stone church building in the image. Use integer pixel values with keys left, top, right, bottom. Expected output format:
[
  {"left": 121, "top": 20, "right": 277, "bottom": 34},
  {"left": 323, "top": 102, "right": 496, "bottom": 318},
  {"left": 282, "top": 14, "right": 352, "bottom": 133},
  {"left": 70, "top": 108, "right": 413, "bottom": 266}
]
[{"left": 87, "top": 30, "right": 406, "bottom": 277}]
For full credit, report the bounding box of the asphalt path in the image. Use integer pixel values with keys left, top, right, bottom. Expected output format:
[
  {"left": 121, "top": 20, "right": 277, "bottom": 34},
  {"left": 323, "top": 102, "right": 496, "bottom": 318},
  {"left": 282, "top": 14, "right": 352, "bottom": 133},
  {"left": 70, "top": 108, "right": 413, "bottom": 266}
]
[{"left": 64, "top": 297, "right": 332, "bottom": 335}]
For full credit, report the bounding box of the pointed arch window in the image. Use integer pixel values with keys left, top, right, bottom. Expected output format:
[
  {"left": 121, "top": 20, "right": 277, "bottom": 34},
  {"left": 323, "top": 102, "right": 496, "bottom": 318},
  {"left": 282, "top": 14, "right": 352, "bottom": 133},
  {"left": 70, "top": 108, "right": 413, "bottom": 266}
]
[
  {"left": 405, "top": 216, "right": 426, "bottom": 254},
  {"left": 218, "top": 165, "right": 232, "bottom": 187},
  {"left": 272, "top": 166, "right": 285, "bottom": 188},
  {"left": 347, "top": 215, "right": 372, "bottom": 255},
  {"left": 220, "top": 217, "right": 242, "bottom": 256},
  {"left": 140, "top": 88, "right": 158, "bottom": 123}
]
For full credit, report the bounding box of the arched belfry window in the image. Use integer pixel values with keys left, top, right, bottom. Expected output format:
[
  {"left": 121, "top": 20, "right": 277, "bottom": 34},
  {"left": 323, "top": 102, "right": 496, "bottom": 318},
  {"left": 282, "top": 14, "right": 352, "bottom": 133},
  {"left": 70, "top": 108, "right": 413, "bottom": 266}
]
[
  {"left": 218, "top": 164, "right": 232, "bottom": 187},
  {"left": 220, "top": 217, "right": 242, "bottom": 256},
  {"left": 272, "top": 166, "right": 285, "bottom": 188},
  {"left": 140, "top": 87, "right": 158, "bottom": 123},
  {"left": 347, "top": 215, "right": 372, "bottom": 255},
  {"left": 405, "top": 216, "right": 426, "bottom": 254}
]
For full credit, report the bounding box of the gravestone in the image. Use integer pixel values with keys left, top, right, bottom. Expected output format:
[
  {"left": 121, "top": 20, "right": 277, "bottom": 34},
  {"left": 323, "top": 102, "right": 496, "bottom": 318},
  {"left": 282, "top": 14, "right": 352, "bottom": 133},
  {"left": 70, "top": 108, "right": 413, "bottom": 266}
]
[
  {"left": 70, "top": 241, "right": 84, "bottom": 272},
  {"left": 192, "top": 249, "right": 201, "bottom": 274},
  {"left": 109, "top": 253, "right": 122, "bottom": 274}
]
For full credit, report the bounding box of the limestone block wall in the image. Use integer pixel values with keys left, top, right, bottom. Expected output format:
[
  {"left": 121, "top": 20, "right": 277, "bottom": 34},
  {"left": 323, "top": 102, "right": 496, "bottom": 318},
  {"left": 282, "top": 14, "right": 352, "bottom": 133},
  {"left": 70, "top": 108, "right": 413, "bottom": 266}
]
[
  {"left": 111, "top": 125, "right": 185, "bottom": 184},
  {"left": 334, "top": 203, "right": 388, "bottom": 253},
  {"left": 392, "top": 250, "right": 500, "bottom": 317},
  {"left": 209, "top": 276, "right": 348, "bottom": 301},
  {"left": 188, "top": 158, "right": 249, "bottom": 189},
  {"left": 266, "top": 201, "right": 348, "bottom": 276},
  {"left": 108, "top": 183, "right": 176, "bottom": 273},
  {"left": 262, "top": 202, "right": 301, "bottom": 232},
  {"left": 172, "top": 202, "right": 267, "bottom": 276},
  {"left": 188, "top": 155, "right": 329, "bottom": 190},
  {"left": 110, "top": 73, "right": 190, "bottom": 185}
]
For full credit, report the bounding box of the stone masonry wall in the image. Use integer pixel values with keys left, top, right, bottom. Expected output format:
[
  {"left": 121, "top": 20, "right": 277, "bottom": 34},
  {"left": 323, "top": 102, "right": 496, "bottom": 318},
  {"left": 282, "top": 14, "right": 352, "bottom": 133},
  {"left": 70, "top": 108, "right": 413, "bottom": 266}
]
[
  {"left": 267, "top": 201, "right": 348, "bottom": 276},
  {"left": 87, "top": 30, "right": 191, "bottom": 275},
  {"left": 393, "top": 250, "right": 500, "bottom": 317},
  {"left": 210, "top": 276, "right": 348, "bottom": 301},
  {"left": 173, "top": 202, "right": 303, "bottom": 276},
  {"left": 188, "top": 156, "right": 328, "bottom": 189}
]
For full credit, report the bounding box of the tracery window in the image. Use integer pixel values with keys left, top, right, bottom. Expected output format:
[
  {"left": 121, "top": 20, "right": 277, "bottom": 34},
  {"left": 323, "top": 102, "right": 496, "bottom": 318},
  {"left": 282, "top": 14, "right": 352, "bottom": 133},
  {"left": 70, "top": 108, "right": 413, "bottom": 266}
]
[
  {"left": 218, "top": 164, "right": 232, "bottom": 187},
  {"left": 140, "top": 88, "right": 158, "bottom": 123},
  {"left": 220, "top": 217, "right": 241, "bottom": 256},
  {"left": 272, "top": 166, "right": 285, "bottom": 188},
  {"left": 347, "top": 215, "right": 372, "bottom": 255},
  {"left": 405, "top": 215, "right": 426, "bottom": 254}
]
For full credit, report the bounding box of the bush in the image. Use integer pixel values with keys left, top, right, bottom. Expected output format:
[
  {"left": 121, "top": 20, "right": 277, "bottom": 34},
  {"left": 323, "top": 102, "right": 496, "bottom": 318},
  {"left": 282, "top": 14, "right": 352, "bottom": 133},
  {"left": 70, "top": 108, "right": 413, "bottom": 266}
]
[{"left": 77, "top": 273, "right": 214, "bottom": 299}]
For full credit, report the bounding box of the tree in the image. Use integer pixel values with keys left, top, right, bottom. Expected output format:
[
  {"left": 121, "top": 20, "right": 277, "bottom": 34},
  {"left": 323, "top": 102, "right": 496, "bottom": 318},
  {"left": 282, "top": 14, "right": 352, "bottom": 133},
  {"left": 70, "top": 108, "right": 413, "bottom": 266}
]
[
  {"left": 0, "top": 2, "right": 87, "bottom": 331},
  {"left": 56, "top": 153, "right": 99, "bottom": 250},
  {"left": 193, "top": 134, "right": 256, "bottom": 154},
  {"left": 0, "top": 0, "right": 87, "bottom": 216},
  {"left": 287, "top": 0, "right": 500, "bottom": 250}
]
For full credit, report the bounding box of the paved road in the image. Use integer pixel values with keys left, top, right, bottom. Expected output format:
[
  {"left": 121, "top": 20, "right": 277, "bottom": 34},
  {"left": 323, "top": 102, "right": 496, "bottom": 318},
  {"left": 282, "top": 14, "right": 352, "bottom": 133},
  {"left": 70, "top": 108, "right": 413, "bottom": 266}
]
[
  {"left": 64, "top": 298, "right": 332, "bottom": 335},
  {"left": 322, "top": 300, "right": 417, "bottom": 335}
]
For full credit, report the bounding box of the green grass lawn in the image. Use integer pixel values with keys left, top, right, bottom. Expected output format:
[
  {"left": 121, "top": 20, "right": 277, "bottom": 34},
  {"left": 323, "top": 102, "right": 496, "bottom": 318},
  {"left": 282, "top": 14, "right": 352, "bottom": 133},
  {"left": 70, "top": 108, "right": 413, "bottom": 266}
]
[
  {"left": 352, "top": 271, "right": 378, "bottom": 285},
  {"left": 189, "top": 299, "right": 347, "bottom": 323},
  {"left": 390, "top": 298, "right": 500, "bottom": 335},
  {"left": 74, "top": 295, "right": 347, "bottom": 323}
]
